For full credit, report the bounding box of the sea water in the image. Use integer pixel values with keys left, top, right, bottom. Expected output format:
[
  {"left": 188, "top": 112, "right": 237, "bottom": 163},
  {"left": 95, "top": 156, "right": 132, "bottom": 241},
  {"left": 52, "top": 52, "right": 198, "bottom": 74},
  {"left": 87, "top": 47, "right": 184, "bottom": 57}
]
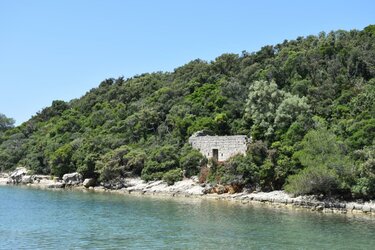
[{"left": 1, "top": 186, "right": 375, "bottom": 249}]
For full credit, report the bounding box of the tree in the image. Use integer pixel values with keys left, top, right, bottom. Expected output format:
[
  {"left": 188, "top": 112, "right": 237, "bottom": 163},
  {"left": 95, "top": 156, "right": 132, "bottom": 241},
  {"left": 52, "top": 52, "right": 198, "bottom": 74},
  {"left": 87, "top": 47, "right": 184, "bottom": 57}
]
[
  {"left": 50, "top": 143, "right": 75, "bottom": 178},
  {"left": 0, "top": 132, "right": 26, "bottom": 171},
  {"left": 245, "top": 80, "right": 284, "bottom": 138},
  {"left": 285, "top": 165, "right": 339, "bottom": 196},
  {"left": 274, "top": 94, "right": 310, "bottom": 131},
  {"left": 180, "top": 148, "right": 204, "bottom": 177},
  {"left": 0, "top": 27, "right": 374, "bottom": 199},
  {"left": 351, "top": 146, "right": 375, "bottom": 199},
  {"left": 95, "top": 145, "right": 131, "bottom": 182},
  {"left": 141, "top": 145, "right": 179, "bottom": 181},
  {"left": 0, "top": 113, "right": 15, "bottom": 132},
  {"left": 364, "top": 24, "right": 375, "bottom": 36},
  {"left": 286, "top": 126, "right": 355, "bottom": 195},
  {"left": 245, "top": 80, "right": 310, "bottom": 139}
]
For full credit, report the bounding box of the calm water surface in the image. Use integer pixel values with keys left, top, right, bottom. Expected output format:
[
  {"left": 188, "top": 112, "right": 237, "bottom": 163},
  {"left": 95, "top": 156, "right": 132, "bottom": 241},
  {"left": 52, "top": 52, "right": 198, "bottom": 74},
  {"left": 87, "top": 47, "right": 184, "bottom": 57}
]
[{"left": 1, "top": 186, "right": 375, "bottom": 249}]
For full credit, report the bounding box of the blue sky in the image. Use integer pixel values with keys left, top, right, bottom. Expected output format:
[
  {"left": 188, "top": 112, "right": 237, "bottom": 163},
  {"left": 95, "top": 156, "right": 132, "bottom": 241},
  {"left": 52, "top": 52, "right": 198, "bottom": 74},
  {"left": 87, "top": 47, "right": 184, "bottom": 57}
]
[{"left": 0, "top": 0, "right": 374, "bottom": 125}]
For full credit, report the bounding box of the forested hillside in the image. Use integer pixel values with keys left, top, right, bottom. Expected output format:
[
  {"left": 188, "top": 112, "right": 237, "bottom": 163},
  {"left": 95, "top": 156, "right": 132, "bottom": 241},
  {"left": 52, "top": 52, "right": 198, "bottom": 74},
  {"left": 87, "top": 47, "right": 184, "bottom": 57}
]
[{"left": 1, "top": 26, "right": 374, "bottom": 199}]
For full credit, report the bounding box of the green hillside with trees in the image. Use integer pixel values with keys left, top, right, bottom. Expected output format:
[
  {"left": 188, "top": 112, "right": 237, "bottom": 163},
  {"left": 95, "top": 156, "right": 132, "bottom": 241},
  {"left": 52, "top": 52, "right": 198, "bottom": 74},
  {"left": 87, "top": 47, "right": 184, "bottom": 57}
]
[{"left": 1, "top": 26, "right": 374, "bottom": 199}]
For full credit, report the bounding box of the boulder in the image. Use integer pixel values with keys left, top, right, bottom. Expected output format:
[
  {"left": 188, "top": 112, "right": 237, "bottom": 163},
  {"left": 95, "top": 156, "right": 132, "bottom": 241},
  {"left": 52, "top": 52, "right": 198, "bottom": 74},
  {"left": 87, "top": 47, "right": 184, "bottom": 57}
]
[
  {"left": 62, "top": 172, "right": 83, "bottom": 185},
  {"left": 83, "top": 178, "right": 95, "bottom": 188},
  {"left": 21, "top": 175, "right": 33, "bottom": 184},
  {"left": 8, "top": 167, "right": 28, "bottom": 184}
]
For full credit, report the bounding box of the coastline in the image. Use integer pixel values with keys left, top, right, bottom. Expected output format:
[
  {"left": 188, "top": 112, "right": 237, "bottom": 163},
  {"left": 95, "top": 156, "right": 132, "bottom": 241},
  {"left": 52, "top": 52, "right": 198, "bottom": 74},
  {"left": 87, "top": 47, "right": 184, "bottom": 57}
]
[{"left": 1, "top": 174, "right": 375, "bottom": 217}]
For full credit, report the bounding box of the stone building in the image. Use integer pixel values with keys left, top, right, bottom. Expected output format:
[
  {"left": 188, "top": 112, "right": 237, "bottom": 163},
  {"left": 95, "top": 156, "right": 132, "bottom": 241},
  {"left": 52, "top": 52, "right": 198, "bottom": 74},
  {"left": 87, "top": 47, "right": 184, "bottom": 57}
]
[{"left": 188, "top": 131, "right": 249, "bottom": 162}]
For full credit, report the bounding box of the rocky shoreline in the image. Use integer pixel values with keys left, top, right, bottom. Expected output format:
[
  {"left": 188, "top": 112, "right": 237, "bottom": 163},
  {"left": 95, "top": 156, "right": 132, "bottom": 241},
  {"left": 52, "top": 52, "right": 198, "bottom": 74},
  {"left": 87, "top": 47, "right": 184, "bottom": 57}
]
[{"left": 1, "top": 168, "right": 375, "bottom": 216}]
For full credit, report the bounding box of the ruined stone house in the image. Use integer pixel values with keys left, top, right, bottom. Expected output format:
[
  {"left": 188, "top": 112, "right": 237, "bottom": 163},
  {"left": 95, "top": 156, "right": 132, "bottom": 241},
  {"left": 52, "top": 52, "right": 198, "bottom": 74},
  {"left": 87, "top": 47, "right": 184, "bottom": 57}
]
[{"left": 188, "top": 131, "right": 249, "bottom": 162}]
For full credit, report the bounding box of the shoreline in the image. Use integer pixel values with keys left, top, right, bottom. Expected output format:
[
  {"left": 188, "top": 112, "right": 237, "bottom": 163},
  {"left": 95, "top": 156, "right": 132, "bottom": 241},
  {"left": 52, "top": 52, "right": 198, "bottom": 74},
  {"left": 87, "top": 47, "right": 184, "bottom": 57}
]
[{"left": 2, "top": 175, "right": 375, "bottom": 217}]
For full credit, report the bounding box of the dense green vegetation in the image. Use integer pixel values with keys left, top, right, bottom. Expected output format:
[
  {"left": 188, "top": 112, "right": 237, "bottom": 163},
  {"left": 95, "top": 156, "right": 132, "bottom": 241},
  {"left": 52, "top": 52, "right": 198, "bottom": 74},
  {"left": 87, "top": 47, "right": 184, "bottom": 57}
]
[
  {"left": 0, "top": 114, "right": 14, "bottom": 132},
  {"left": 1, "top": 26, "right": 374, "bottom": 199}
]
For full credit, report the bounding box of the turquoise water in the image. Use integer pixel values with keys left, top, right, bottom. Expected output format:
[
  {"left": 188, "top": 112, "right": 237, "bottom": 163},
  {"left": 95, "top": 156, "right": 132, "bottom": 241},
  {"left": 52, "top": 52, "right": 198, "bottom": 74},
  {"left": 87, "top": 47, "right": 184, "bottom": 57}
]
[{"left": 1, "top": 186, "right": 375, "bottom": 249}]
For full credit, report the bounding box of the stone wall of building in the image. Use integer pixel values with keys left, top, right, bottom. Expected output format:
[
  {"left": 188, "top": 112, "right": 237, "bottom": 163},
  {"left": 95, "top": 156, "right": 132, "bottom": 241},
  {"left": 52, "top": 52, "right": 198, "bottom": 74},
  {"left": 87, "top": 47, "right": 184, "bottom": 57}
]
[{"left": 188, "top": 133, "right": 249, "bottom": 162}]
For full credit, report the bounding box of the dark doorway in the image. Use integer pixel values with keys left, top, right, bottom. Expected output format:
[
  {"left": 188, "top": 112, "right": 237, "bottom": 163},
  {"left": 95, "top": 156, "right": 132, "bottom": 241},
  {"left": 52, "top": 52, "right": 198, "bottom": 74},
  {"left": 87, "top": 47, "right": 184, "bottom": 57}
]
[{"left": 212, "top": 149, "right": 218, "bottom": 161}]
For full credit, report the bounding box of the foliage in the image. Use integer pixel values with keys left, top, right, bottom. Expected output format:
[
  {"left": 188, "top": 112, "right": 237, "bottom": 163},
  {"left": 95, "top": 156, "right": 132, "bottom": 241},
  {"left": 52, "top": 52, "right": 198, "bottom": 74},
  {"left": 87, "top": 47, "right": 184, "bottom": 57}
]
[
  {"left": 285, "top": 126, "right": 355, "bottom": 196},
  {"left": 141, "top": 145, "right": 179, "bottom": 181},
  {"left": 94, "top": 145, "right": 147, "bottom": 182},
  {"left": 50, "top": 143, "right": 75, "bottom": 178},
  {"left": 245, "top": 80, "right": 284, "bottom": 138},
  {"left": 162, "top": 168, "right": 183, "bottom": 185},
  {"left": 0, "top": 26, "right": 374, "bottom": 199},
  {"left": 284, "top": 165, "right": 339, "bottom": 196},
  {"left": 179, "top": 147, "right": 205, "bottom": 177},
  {"left": 245, "top": 80, "right": 310, "bottom": 140},
  {"left": 274, "top": 95, "right": 310, "bottom": 131},
  {"left": 0, "top": 113, "right": 15, "bottom": 132},
  {"left": 206, "top": 158, "right": 225, "bottom": 184},
  {"left": 351, "top": 146, "right": 375, "bottom": 198}
]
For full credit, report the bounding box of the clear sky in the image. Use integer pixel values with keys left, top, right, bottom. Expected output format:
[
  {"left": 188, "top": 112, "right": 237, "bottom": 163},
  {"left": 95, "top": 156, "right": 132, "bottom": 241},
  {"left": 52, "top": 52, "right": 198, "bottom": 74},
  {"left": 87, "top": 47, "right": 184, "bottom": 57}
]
[{"left": 0, "top": 0, "right": 374, "bottom": 125}]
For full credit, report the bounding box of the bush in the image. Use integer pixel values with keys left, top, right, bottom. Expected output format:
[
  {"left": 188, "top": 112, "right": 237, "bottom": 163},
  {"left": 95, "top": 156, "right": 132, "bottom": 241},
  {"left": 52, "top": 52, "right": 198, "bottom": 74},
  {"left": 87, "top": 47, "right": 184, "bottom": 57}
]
[
  {"left": 95, "top": 145, "right": 131, "bottom": 182},
  {"left": 123, "top": 149, "right": 146, "bottom": 176},
  {"left": 142, "top": 171, "right": 164, "bottom": 182},
  {"left": 179, "top": 148, "right": 204, "bottom": 177},
  {"left": 351, "top": 146, "right": 375, "bottom": 199},
  {"left": 141, "top": 145, "right": 179, "bottom": 181},
  {"left": 50, "top": 143, "right": 75, "bottom": 178},
  {"left": 76, "top": 153, "right": 97, "bottom": 179},
  {"left": 284, "top": 165, "right": 339, "bottom": 196},
  {"left": 351, "top": 178, "right": 375, "bottom": 199},
  {"left": 163, "top": 168, "right": 183, "bottom": 185},
  {"left": 206, "top": 158, "right": 237, "bottom": 185}
]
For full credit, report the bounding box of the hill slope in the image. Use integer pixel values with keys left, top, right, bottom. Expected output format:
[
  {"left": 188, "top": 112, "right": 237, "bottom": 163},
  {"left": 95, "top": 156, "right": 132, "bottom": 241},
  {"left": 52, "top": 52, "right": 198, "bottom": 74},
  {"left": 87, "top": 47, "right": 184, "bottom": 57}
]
[{"left": 1, "top": 26, "right": 374, "bottom": 198}]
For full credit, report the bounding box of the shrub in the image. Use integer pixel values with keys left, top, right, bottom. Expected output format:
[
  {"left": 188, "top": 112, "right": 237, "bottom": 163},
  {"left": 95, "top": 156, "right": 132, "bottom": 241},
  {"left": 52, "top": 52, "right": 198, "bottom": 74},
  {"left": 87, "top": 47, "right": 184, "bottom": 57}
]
[
  {"left": 141, "top": 145, "right": 179, "bottom": 181},
  {"left": 76, "top": 153, "right": 97, "bottom": 179},
  {"left": 351, "top": 146, "right": 375, "bottom": 199},
  {"left": 95, "top": 145, "right": 131, "bottom": 182},
  {"left": 180, "top": 148, "right": 204, "bottom": 177},
  {"left": 123, "top": 149, "right": 146, "bottom": 176},
  {"left": 50, "top": 144, "right": 75, "bottom": 178},
  {"left": 284, "top": 165, "right": 339, "bottom": 196},
  {"left": 163, "top": 168, "right": 183, "bottom": 185}
]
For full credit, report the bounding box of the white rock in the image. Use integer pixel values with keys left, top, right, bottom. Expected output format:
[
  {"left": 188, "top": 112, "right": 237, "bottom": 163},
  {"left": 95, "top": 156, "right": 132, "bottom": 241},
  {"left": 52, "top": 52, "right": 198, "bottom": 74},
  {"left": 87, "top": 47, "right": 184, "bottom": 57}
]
[
  {"left": 62, "top": 172, "right": 82, "bottom": 185},
  {"left": 83, "top": 178, "right": 95, "bottom": 188},
  {"left": 21, "top": 175, "right": 33, "bottom": 184},
  {"left": 9, "top": 167, "right": 28, "bottom": 184}
]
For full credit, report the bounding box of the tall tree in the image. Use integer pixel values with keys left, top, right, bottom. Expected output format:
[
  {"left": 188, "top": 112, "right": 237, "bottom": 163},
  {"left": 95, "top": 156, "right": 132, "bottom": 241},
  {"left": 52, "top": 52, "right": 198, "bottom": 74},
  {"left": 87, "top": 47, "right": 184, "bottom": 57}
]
[
  {"left": 245, "top": 80, "right": 284, "bottom": 138},
  {"left": 0, "top": 113, "right": 15, "bottom": 132}
]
